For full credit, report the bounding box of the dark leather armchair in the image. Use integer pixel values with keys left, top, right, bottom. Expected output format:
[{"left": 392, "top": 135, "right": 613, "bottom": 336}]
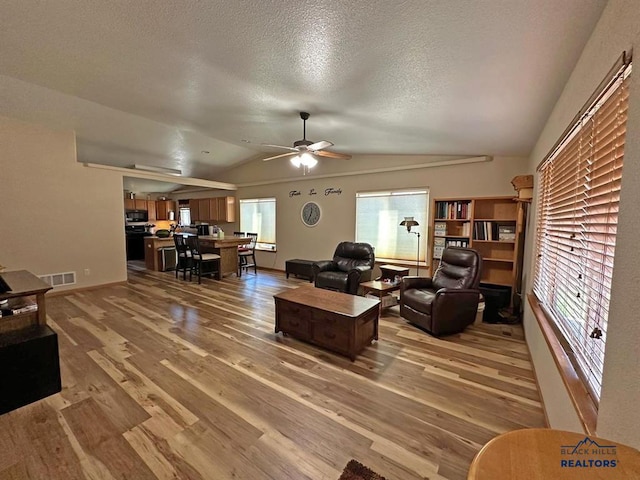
[
  {"left": 313, "top": 242, "right": 375, "bottom": 295},
  {"left": 400, "top": 247, "right": 482, "bottom": 336}
]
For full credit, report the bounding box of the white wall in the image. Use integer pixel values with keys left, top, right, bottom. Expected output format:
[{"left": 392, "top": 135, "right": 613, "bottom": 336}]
[
  {"left": 219, "top": 155, "right": 529, "bottom": 273},
  {"left": 523, "top": 0, "right": 640, "bottom": 447},
  {"left": 0, "top": 115, "right": 127, "bottom": 289}
]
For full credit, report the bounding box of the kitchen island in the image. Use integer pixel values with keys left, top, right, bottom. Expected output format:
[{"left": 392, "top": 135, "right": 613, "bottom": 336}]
[
  {"left": 144, "top": 235, "right": 250, "bottom": 278},
  {"left": 197, "top": 236, "right": 250, "bottom": 277},
  {"left": 144, "top": 236, "right": 175, "bottom": 271}
]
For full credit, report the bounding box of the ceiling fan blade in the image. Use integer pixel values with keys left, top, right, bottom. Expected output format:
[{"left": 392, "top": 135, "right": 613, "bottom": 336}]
[
  {"left": 307, "top": 140, "right": 333, "bottom": 151},
  {"left": 261, "top": 144, "right": 299, "bottom": 152},
  {"left": 262, "top": 151, "right": 300, "bottom": 162},
  {"left": 315, "top": 150, "right": 352, "bottom": 160}
]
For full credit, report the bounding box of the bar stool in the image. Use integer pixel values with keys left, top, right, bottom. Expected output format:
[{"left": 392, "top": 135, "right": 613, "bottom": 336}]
[
  {"left": 186, "top": 236, "right": 221, "bottom": 283},
  {"left": 238, "top": 233, "right": 258, "bottom": 276},
  {"left": 174, "top": 235, "right": 193, "bottom": 281}
]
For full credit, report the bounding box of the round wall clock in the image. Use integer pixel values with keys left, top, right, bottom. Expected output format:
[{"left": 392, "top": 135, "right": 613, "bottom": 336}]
[{"left": 301, "top": 201, "right": 322, "bottom": 227}]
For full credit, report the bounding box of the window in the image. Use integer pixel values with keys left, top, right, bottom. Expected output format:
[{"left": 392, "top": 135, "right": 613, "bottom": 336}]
[
  {"left": 533, "top": 56, "right": 631, "bottom": 402},
  {"left": 239, "top": 198, "right": 276, "bottom": 250},
  {"left": 355, "top": 189, "right": 428, "bottom": 263},
  {"left": 178, "top": 207, "right": 191, "bottom": 226}
]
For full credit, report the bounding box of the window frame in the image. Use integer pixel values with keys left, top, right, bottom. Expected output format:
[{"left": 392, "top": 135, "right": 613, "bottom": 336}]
[
  {"left": 355, "top": 188, "right": 429, "bottom": 265},
  {"left": 239, "top": 197, "right": 277, "bottom": 251},
  {"left": 532, "top": 53, "right": 631, "bottom": 429}
]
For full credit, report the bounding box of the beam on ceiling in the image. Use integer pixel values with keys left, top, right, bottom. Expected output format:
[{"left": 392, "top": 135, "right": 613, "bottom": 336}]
[{"left": 83, "top": 163, "right": 237, "bottom": 191}]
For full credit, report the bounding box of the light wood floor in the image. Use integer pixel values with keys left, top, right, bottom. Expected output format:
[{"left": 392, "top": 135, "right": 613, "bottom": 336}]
[{"left": 0, "top": 265, "right": 546, "bottom": 480}]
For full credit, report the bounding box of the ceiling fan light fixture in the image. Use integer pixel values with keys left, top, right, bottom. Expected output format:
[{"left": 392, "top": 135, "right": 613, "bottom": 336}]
[
  {"left": 261, "top": 111, "right": 351, "bottom": 164},
  {"left": 300, "top": 153, "right": 317, "bottom": 168},
  {"left": 290, "top": 153, "right": 317, "bottom": 169}
]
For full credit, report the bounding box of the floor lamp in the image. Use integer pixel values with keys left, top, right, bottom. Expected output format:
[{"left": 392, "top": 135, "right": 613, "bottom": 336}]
[{"left": 399, "top": 217, "right": 421, "bottom": 275}]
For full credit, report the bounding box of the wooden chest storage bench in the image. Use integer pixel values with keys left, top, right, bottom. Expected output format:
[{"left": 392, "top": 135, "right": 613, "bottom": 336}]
[{"left": 274, "top": 286, "right": 380, "bottom": 360}]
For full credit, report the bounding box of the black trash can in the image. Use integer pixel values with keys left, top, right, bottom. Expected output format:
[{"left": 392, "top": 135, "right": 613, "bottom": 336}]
[{"left": 479, "top": 283, "right": 511, "bottom": 323}]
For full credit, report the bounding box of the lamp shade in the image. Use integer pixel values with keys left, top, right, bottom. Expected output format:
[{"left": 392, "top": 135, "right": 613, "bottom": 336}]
[
  {"left": 290, "top": 153, "right": 318, "bottom": 169},
  {"left": 290, "top": 156, "right": 301, "bottom": 168},
  {"left": 300, "top": 153, "right": 318, "bottom": 168},
  {"left": 400, "top": 217, "right": 419, "bottom": 231}
]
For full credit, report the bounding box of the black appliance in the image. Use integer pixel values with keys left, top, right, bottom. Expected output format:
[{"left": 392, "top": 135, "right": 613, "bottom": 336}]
[
  {"left": 125, "top": 225, "right": 151, "bottom": 261},
  {"left": 195, "top": 224, "right": 210, "bottom": 236},
  {"left": 125, "top": 210, "right": 148, "bottom": 223}
]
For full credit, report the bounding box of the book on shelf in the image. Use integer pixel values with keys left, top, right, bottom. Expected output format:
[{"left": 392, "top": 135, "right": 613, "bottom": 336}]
[
  {"left": 0, "top": 297, "right": 38, "bottom": 317},
  {"left": 474, "top": 221, "right": 500, "bottom": 241},
  {"left": 434, "top": 246, "right": 444, "bottom": 259},
  {"left": 435, "top": 201, "right": 471, "bottom": 220}
]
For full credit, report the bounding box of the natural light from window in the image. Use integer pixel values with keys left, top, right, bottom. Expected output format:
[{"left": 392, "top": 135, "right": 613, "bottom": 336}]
[
  {"left": 240, "top": 198, "right": 276, "bottom": 250},
  {"left": 355, "top": 189, "right": 428, "bottom": 263}
]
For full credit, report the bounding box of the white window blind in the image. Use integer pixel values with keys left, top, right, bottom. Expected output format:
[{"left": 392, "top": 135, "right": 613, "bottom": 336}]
[
  {"left": 355, "top": 189, "right": 428, "bottom": 262},
  {"left": 533, "top": 57, "right": 631, "bottom": 401},
  {"left": 178, "top": 207, "right": 191, "bottom": 226},
  {"left": 240, "top": 198, "right": 276, "bottom": 246}
]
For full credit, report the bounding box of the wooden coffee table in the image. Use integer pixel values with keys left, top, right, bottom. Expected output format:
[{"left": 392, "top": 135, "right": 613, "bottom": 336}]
[{"left": 274, "top": 286, "right": 380, "bottom": 360}]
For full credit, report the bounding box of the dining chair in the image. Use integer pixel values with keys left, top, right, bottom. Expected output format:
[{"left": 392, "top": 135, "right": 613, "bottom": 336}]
[
  {"left": 186, "top": 236, "right": 221, "bottom": 283},
  {"left": 238, "top": 233, "right": 258, "bottom": 276}
]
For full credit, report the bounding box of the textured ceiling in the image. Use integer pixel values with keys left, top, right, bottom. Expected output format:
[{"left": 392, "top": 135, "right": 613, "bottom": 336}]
[{"left": 0, "top": 0, "right": 606, "bottom": 181}]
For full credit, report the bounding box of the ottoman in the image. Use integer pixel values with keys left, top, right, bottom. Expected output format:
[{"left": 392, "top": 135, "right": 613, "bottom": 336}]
[{"left": 285, "top": 259, "right": 315, "bottom": 282}]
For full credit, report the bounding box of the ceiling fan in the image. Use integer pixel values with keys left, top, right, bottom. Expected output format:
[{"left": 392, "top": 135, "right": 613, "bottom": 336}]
[{"left": 262, "top": 112, "right": 352, "bottom": 169}]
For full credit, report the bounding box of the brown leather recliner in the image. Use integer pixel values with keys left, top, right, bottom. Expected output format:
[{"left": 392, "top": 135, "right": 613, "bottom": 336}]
[
  {"left": 400, "top": 247, "right": 482, "bottom": 336},
  {"left": 313, "top": 242, "right": 375, "bottom": 295}
]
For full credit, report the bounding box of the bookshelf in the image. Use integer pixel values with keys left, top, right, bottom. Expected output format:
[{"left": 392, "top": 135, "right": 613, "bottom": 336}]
[{"left": 430, "top": 196, "right": 524, "bottom": 304}]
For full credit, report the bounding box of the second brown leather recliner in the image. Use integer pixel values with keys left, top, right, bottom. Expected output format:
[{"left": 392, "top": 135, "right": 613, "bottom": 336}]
[{"left": 400, "top": 247, "right": 482, "bottom": 336}]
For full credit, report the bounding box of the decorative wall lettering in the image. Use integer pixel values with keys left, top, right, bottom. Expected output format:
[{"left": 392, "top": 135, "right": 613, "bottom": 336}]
[
  {"left": 325, "top": 187, "right": 342, "bottom": 196},
  {"left": 309, "top": 188, "right": 317, "bottom": 196},
  {"left": 289, "top": 190, "right": 301, "bottom": 197}
]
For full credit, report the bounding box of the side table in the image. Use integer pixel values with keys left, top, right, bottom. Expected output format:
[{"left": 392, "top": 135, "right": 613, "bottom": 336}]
[
  {"left": 361, "top": 280, "right": 401, "bottom": 316},
  {"left": 378, "top": 264, "right": 410, "bottom": 281}
]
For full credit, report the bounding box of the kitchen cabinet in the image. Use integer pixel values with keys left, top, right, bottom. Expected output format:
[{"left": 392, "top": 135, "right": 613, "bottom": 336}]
[
  {"left": 189, "top": 199, "right": 200, "bottom": 221},
  {"left": 156, "top": 200, "right": 176, "bottom": 220},
  {"left": 124, "top": 198, "right": 154, "bottom": 214},
  {"left": 198, "top": 199, "right": 211, "bottom": 222},
  {"left": 186, "top": 197, "right": 235, "bottom": 223},
  {"left": 147, "top": 200, "right": 156, "bottom": 220},
  {"left": 214, "top": 196, "right": 236, "bottom": 222}
]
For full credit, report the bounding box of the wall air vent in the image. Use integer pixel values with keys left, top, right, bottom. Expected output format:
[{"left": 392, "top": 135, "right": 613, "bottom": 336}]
[{"left": 39, "top": 271, "right": 76, "bottom": 287}]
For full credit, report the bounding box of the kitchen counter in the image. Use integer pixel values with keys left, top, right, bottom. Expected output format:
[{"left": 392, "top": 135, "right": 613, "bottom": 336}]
[
  {"left": 144, "top": 235, "right": 251, "bottom": 277},
  {"left": 144, "top": 237, "right": 175, "bottom": 271}
]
